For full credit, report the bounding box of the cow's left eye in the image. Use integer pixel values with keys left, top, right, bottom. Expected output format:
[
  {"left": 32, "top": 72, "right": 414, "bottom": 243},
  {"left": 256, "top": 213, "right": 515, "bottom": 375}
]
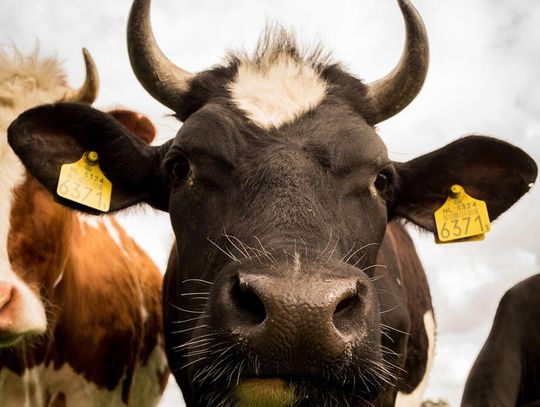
[
  {"left": 167, "top": 154, "right": 191, "bottom": 184},
  {"left": 374, "top": 170, "right": 392, "bottom": 192}
]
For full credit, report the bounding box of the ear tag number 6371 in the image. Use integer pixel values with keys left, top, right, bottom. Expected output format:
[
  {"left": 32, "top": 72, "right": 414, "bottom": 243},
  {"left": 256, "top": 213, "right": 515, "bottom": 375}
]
[
  {"left": 57, "top": 151, "right": 112, "bottom": 212},
  {"left": 434, "top": 184, "right": 491, "bottom": 244}
]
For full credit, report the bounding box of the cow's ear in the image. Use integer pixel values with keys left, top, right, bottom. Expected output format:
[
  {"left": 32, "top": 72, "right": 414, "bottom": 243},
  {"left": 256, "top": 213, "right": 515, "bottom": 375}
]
[
  {"left": 390, "top": 136, "right": 537, "bottom": 232},
  {"left": 107, "top": 108, "right": 156, "bottom": 144},
  {"left": 8, "top": 102, "right": 171, "bottom": 213}
]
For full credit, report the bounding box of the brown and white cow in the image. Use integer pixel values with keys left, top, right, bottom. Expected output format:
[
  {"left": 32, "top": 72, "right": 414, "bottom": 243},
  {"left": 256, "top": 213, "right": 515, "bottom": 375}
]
[
  {"left": 6, "top": 0, "right": 538, "bottom": 406},
  {"left": 0, "top": 48, "right": 168, "bottom": 406},
  {"left": 461, "top": 274, "right": 540, "bottom": 407}
]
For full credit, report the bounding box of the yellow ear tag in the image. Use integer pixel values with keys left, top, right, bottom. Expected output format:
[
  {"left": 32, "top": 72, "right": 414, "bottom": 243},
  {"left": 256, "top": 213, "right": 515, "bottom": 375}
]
[
  {"left": 56, "top": 151, "right": 112, "bottom": 212},
  {"left": 434, "top": 184, "right": 491, "bottom": 244}
]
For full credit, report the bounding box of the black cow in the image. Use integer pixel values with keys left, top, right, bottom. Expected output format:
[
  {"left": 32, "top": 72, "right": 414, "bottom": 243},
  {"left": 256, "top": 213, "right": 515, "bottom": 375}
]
[
  {"left": 7, "top": 0, "right": 537, "bottom": 406},
  {"left": 462, "top": 274, "right": 540, "bottom": 407}
]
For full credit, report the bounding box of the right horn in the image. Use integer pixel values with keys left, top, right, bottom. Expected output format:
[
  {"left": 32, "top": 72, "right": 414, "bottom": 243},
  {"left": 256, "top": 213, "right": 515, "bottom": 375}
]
[
  {"left": 364, "top": 0, "right": 429, "bottom": 125},
  {"left": 127, "top": 0, "right": 194, "bottom": 112}
]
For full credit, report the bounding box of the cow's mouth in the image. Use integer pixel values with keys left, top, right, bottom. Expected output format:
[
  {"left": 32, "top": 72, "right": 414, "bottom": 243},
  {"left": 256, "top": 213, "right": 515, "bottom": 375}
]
[
  {"left": 183, "top": 329, "right": 387, "bottom": 407},
  {"left": 195, "top": 372, "right": 381, "bottom": 407}
]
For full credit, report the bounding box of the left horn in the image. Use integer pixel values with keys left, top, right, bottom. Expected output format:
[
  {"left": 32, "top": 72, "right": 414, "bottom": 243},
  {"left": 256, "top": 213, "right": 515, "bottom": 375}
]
[
  {"left": 364, "top": 0, "right": 429, "bottom": 125},
  {"left": 63, "top": 48, "right": 99, "bottom": 104}
]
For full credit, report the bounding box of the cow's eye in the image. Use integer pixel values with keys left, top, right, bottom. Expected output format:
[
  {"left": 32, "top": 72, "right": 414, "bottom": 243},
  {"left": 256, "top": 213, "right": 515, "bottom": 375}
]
[
  {"left": 168, "top": 155, "right": 191, "bottom": 183},
  {"left": 374, "top": 170, "right": 392, "bottom": 192}
]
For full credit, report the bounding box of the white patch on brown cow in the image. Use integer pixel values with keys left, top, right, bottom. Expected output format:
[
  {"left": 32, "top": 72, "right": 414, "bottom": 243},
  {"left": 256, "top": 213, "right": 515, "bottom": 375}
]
[
  {"left": 228, "top": 55, "right": 327, "bottom": 130},
  {"left": 395, "top": 310, "right": 436, "bottom": 407},
  {"left": 0, "top": 362, "right": 135, "bottom": 406},
  {"left": 130, "top": 342, "right": 169, "bottom": 406},
  {"left": 79, "top": 214, "right": 100, "bottom": 233},
  {"left": 0, "top": 366, "right": 44, "bottom": 406},
  {"left": 102, "top": 218, "right": 123, "bottom": 250},
  {"left": 52, "top": 270, "right": 65, "bottom": 289},
  {"left": 80, "top": 216, "right": 130, "bottom": 256}
]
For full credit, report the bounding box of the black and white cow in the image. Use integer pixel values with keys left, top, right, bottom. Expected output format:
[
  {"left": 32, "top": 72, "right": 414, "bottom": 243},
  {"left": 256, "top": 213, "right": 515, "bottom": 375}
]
[
  {"left": 462, "top": 274, "right": 540, "bottom": 407},
  {"left": 7, "top": 0, "right": 537, "bottom": 406}
]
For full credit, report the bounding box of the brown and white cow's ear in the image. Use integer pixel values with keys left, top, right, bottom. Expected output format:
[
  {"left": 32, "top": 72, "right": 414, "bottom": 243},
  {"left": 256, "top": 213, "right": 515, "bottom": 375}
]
[
  {"left": 389, "top": 135, "right": 537, "bottom": 232},
  {"left": 107, "top": 108, "right": 156, "bottom": 144},
  {"left": 7, "top": 102, "right": 171, "bottom": 213}
]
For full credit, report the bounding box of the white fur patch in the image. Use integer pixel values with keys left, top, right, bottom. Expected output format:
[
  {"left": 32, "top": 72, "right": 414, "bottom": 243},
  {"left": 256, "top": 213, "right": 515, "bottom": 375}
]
[
  {"left": 102, "top": 217, "right": 127, "bottom": 254},
  {"left": 395, "top": 310, "right": 436, "bottom": 407},
  {"left": 0, "top": 348, "right": 168, "bottom": 406},
  {"left": 228, "top": 56, "right": 327, "bottom": 129},
  {"left": 130, "top": 343, "right": 169, "bottom": 406},
  {"left": 79, "top": 214, "right": 100, "bottom": 230},
  {"left": 0, "top": 363, "right": 121, "bottom": 407}
]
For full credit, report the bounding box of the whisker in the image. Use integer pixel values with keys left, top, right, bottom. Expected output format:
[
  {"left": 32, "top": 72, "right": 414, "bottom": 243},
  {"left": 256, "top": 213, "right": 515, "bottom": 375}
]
[
  {"left": 380, "top": 323, "right": 410, "bottom": 336},
  {"left": 182, "top": 278, "right": 214, "bottom": 285},
  {"left": 361, "top": 263, "right": 388, "bottom": 273},
  {"left": 181, "top": 292, "right": 210, "bottom": 296},
  {"left": 172, "top": 315, "right": 210, "bottom": 324},
  {"left": 172, "top": 324, "right": 209, "bottom": 334},
  {"left": 224, "top": 233, "right": 251, "bottom": 260},
  {"left": 169, "top": 304, "right": 206, "bottom": 314},
  {"left": 207, "top": 237, "right": 240, "bottom": 263}
]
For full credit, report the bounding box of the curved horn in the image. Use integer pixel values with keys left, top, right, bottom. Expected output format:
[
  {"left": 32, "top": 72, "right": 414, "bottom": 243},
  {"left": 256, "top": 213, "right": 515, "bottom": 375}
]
[
  {"left": 63, "top": 48, "right": 99, "bottom": 104},
  {"left": 364, "top": 0, "right": 429, "bottom": 125},
  {"left": 127, "top": 0, "right": 194, "bottom": 112}
]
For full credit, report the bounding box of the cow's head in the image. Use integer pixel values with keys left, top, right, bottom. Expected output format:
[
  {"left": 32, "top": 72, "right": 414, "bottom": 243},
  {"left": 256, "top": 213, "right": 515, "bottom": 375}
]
[
  {"left": 7, "top": 0, "right": 537, "bottom": 405},
  {"left": 0, "top": 48, "right": 157, "bottom": 349},
  {"left": 0, "top": 48, "right": 98, "bottom": 348}
]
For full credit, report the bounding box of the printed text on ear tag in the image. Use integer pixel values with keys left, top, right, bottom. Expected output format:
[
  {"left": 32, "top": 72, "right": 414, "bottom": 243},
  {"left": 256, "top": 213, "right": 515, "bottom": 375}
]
[
  {"left": 434, "top": 184, "right": 491, "bottom": 244},
  {"left": 56, "top": 151, "right": 112, "bottom": 212}
]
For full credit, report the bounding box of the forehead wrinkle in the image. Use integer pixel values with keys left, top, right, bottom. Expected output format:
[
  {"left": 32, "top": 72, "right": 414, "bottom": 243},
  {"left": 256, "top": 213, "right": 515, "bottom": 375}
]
[{"left": 176, "top": 104, "right": 246, "bottom": 164}]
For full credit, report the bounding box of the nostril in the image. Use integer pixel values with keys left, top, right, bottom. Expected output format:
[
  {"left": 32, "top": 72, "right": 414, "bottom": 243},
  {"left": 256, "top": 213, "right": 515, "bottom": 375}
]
[
  {"left": 334, "top": 294, "right": 359, "bottom": 315},
  {"left": 332, "top": 282, "right": 365, "bottom": 334},
  {"left": 230, "top": 275, "right": 266, "bottom": 326}
]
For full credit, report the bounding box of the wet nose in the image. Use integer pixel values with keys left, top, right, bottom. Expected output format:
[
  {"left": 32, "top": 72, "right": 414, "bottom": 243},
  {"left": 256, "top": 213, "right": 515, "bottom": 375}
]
[{"left": 213, "top": 268, "right": 378, "bottom": 371}]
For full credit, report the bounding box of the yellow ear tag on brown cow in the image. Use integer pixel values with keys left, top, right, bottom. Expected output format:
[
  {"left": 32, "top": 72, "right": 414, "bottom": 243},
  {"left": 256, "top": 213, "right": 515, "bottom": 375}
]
[
  {"left": 56, "top": 151, "right": 112, "bottom": 212},
  {"left": 434, "top": 184, "right": 491, "bottom": 244}
]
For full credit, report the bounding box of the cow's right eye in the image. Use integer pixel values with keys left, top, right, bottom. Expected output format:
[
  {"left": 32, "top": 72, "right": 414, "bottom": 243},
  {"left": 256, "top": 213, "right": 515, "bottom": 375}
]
[{"left": 168, "top": 155, "right": 191, "bottom": 183}]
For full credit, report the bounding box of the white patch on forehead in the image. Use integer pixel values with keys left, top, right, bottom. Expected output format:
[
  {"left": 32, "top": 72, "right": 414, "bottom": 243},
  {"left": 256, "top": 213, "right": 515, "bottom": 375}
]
[
  {"left": 228, "top": 56, "right": 328, "bottom": 129},
  {"left": 395, "top": 310, "right": 436, "bottom": 407}
]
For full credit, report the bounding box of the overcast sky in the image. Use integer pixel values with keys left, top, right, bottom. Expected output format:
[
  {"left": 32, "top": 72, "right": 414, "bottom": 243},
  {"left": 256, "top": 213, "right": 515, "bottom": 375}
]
[{"left": 2, "top": 1, "right": 539, "bottom": 405}]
